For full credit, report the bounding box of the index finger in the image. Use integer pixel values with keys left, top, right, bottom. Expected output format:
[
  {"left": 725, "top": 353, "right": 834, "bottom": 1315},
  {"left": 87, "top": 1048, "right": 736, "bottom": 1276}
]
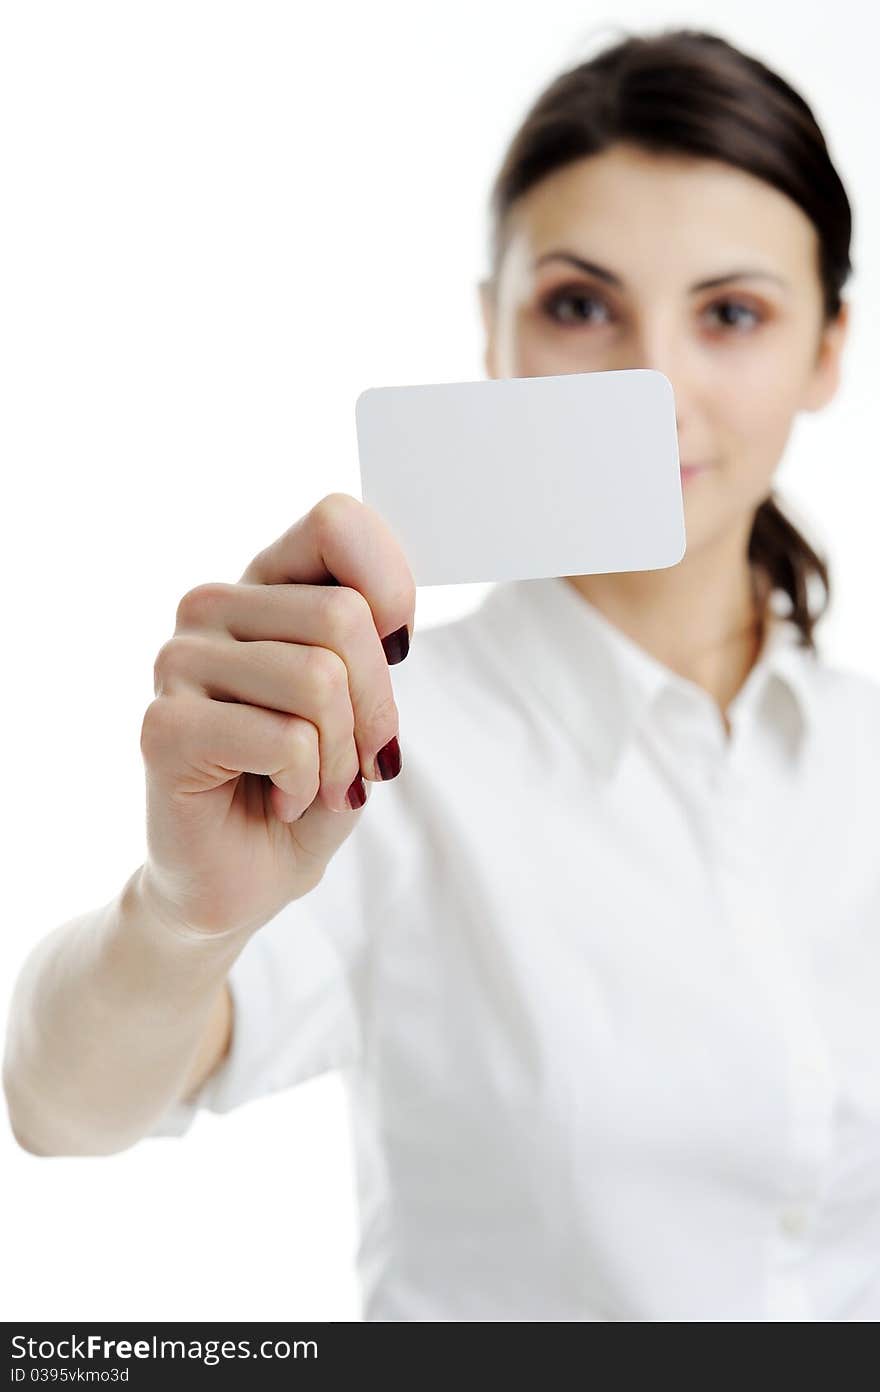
[{"left": 239, "top": 492, "right": 415, "bottom": 664}]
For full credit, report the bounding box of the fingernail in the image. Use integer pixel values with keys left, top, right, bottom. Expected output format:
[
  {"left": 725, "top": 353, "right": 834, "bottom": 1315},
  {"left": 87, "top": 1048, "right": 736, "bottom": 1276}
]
[
  {"left": 382, "top": 625, "right": 410, "bottom": 665},
  {"left": 373, "top": 735, "right": 402, "bottom": 781},
  {"left": 346, "top": 773, "right": 367, "bottom": 809}
]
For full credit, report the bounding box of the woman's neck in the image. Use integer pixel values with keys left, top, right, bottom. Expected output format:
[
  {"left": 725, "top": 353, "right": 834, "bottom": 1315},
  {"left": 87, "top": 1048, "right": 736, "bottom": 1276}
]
[{"left": 563, "top": 518, "right": 768, "bottom": 733}]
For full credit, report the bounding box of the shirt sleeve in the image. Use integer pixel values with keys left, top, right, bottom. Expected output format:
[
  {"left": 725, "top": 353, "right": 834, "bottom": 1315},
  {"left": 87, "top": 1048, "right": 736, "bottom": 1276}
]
[{"left": 145, "top": 806, "right": 377, "bottom": 1140}]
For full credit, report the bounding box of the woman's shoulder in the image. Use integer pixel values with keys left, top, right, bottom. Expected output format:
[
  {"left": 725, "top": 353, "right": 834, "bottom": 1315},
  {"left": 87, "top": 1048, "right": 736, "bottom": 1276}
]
[
  {"left": 809, "top": 643, "right": 880, "bottom": 707},
  {"left": 800, "top": 641, "right": 880, "bottom": 757}
]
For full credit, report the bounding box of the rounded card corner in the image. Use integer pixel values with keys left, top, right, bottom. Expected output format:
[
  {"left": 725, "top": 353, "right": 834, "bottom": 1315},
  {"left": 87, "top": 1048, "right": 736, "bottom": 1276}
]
[
  {"left": 650, "top": 369, "right": 675, "bottom": 401},
  {"left": 354, "top": 386, "right": 375, "bottom": 418}
]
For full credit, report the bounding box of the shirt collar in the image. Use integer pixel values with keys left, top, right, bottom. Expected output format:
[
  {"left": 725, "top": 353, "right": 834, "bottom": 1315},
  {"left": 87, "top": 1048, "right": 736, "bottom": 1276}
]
[{"left": 475, "top": 574, "right": 817, "bottom": 777}]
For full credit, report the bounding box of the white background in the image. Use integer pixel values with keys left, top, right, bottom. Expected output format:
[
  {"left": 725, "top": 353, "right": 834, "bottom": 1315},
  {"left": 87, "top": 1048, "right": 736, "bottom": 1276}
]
[{"left": 1, "top": 0, "right": 877, "bottom": 1321}]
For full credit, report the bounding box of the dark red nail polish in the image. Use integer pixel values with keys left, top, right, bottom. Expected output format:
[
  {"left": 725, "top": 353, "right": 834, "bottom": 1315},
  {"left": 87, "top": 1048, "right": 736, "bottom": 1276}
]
[
  {"left": 346, "top": 773, "right": 367, "bottom": 809},
  {"left": 382, "top": 625, "right": 410, "bottom": 665},
  {"left": 375, "top": 735, "right": 402, "bottom": 780}
]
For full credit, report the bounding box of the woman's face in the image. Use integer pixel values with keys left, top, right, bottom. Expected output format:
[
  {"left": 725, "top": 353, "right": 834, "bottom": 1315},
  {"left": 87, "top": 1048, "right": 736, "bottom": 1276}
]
[{"left": 479, "top": 142, "right": 849, "bottom": 558}]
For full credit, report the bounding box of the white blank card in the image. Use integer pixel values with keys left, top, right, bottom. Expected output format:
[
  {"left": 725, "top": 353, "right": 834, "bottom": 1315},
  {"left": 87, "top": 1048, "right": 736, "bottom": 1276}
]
[{"left": 355, "top": 368, "right": 686, "bottom": 586}]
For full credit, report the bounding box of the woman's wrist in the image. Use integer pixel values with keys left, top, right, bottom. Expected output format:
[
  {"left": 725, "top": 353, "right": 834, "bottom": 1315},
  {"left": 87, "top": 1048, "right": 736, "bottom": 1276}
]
[{"left": 111, "top": 863, "right": 257, "bottom": 998}]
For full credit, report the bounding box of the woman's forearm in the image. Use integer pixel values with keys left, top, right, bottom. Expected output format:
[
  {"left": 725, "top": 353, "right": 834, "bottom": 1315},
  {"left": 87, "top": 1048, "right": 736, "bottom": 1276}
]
[{"left": 2, "top": 864, "right": 252, "bottom": 1157}]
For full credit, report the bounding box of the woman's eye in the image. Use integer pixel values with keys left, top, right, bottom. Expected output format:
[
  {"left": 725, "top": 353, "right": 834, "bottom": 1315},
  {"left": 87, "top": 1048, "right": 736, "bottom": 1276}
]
[
  {"left": 542, "top": 289, "right": 612, "bottom": 326},
  {"left": 704, "top": 299, "right": 762, "bottom": 331}
]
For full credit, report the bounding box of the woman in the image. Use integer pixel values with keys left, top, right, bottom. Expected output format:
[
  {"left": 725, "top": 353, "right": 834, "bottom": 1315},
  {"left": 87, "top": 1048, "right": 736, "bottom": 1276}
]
[{"left": 5, "top": 27, "right": 879, "bottom": 1321}]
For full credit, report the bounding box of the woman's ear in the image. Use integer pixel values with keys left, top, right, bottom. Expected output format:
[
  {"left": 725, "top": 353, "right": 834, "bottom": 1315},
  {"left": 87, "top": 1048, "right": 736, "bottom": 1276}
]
[
  {"left": 801, "top": 300, "right": 850, "bottom": 413},
  {"left": 478, "top": 279, "right": 498, "bottom": 379}
]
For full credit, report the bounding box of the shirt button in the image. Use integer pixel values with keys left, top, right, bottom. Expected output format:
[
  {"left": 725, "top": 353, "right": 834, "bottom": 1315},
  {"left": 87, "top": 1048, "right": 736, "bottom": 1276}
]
[{"left": 779, "top": 1207, "right": 809, "bottom": 1239}]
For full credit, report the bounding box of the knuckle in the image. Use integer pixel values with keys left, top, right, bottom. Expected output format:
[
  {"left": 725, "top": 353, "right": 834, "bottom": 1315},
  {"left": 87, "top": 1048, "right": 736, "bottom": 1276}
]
[
  {"left": 320, "top": 584, "right": 372, "bottom": 645},
  {"left": 139, "top": 696, "right": 182, "bottom": 761},
  {"left": 283, "top": 719, "right": 320, "bottom": 785},
  {"left": 310, "top": 492, "right": 358, "bottom": 546},
  {"left": 175, "top": 582, "right": 228, "bottom": 630},
  {"left": 152, "top": 639, "right": 175, "bottom": 693},
  {"left": 139, "top": 699, "right": 161, "bottom": 759},
  {"left": 318, "top": 489, "right": 358, "bottom": 517},
  {"left": 152, "top": 634, "right": 201, "bottom": 693},
  {"left": 301, "top": 644, "right": 349, "bottom": 705}
]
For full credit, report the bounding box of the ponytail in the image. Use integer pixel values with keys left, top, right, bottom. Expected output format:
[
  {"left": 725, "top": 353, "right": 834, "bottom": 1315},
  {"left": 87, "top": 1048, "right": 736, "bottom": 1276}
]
[{"left": 748, "top": 493, "right": 830, "bottom": 651}]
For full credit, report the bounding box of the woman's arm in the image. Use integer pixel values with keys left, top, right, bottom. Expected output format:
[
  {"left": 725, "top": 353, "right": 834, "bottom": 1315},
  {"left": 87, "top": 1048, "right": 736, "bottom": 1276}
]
[
  {"left": 180, "top": 981, "right": 233, "bottom": 1102},
  {"left": 4, "top": 493, "right": 414, "bottom": 1157},
  {"left": 2, "top": 864, "right": 247, "bottom": 1157}
]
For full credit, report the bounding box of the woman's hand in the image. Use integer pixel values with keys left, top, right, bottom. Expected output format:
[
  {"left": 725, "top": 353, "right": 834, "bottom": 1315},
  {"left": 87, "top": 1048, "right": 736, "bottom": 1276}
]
[{"left": 138, "top": 492, "right": 414, "bottom": 938}]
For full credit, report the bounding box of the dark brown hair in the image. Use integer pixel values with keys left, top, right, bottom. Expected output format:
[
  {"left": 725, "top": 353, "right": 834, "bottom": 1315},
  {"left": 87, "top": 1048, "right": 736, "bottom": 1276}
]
[{"left": 483, "top": 26, "right": 853, "bottom": 650}]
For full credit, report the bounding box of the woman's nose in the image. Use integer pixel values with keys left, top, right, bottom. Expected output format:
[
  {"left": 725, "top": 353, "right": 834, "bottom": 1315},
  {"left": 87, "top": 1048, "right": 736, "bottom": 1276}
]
[
  {"left": 609, "top": 325, "right": 699, "bottom": 418},
  {"left": 614, "top": 319, "right": 688, "bottom": 378}
]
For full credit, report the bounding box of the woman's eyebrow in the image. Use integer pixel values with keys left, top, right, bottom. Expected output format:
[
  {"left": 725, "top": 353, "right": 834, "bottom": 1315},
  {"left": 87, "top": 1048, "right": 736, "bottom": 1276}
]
[{"left": 533, "top": 250, "right": 791, "bottom": 293}]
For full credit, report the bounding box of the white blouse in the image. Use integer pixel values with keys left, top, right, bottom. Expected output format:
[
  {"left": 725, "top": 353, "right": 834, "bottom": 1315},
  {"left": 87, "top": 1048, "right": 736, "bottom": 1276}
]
[{"left": 150, "top": 573, "right": 880, "bottom": 1322}]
